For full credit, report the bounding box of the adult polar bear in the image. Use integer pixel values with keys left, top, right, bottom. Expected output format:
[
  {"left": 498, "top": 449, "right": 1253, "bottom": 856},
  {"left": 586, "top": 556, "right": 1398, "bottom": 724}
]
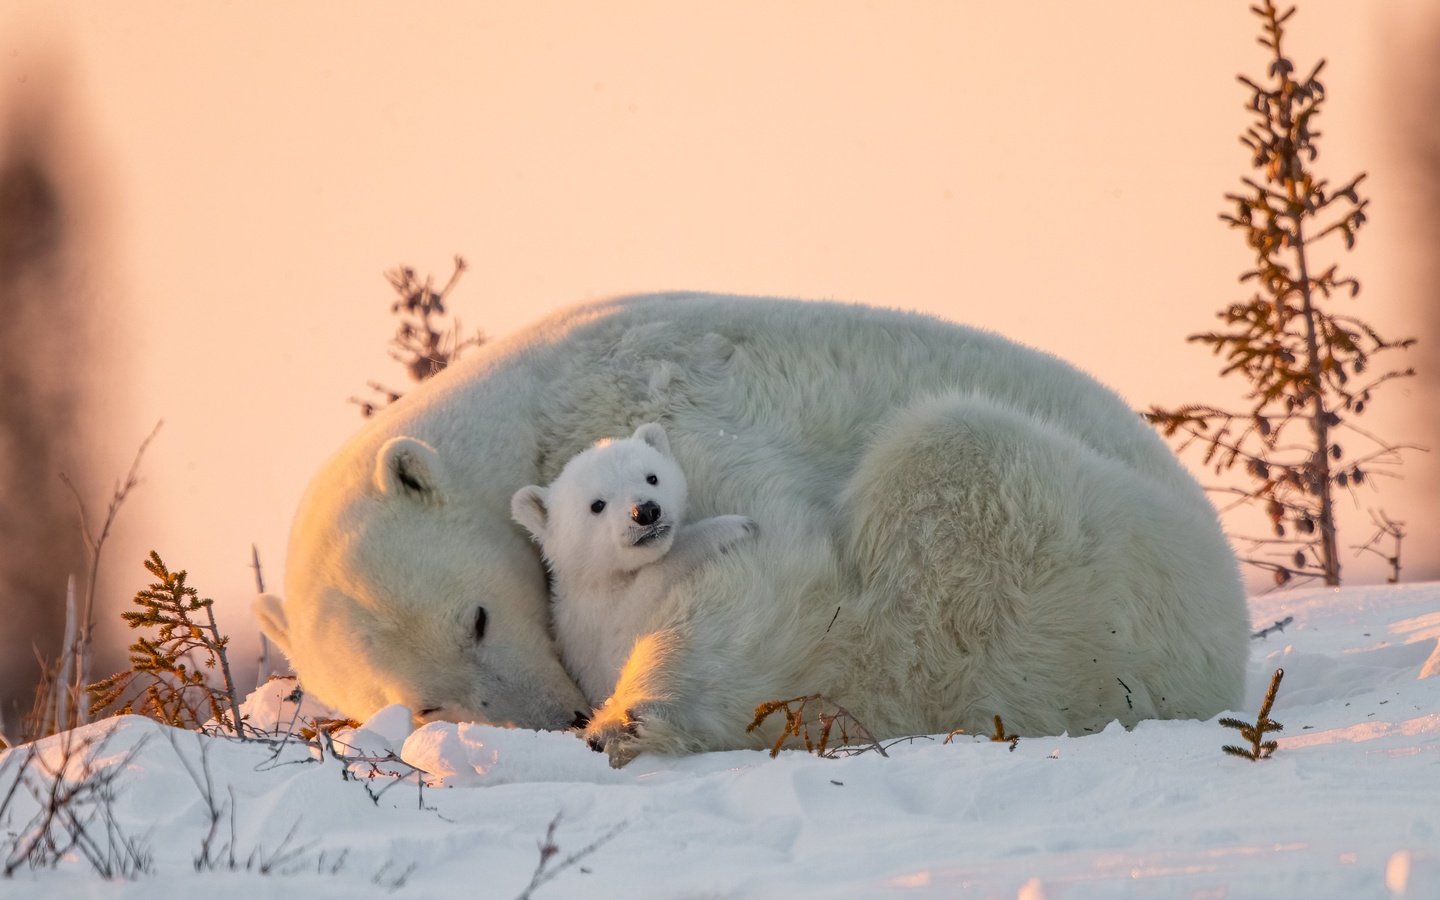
[{"left": 257, "top": 293, "right": 1248, "bottom": 764}]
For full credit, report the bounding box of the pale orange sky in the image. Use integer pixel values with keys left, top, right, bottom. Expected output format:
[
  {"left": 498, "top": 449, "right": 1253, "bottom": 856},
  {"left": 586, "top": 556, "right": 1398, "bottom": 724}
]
[{"left": 4, "top": 1, "right": 1436, "bottom": 665}]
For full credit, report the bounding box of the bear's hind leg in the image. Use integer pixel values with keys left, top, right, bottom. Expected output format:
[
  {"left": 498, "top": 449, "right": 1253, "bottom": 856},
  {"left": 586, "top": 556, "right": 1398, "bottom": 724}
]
[{"left": 837, "top": 391, "right": 1244, "bottom": 738}]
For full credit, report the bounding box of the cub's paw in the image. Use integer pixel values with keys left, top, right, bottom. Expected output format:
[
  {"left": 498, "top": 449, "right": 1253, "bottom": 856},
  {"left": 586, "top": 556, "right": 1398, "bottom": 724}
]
[{"left": 584, "top": 705, "right": 647, "bottom": 768}]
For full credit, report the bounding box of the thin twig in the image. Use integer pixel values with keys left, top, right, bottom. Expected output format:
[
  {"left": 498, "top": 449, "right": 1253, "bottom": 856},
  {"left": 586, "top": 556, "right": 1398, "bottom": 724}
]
[
  {"left": 59, "top": 420, "right": 163, "bottom": 725},
  {"left": 515, "top": 814, "right": 626, "bottom": 900},
  {"left": 252, "top": 544, "right": 271, "bottom": 685}
]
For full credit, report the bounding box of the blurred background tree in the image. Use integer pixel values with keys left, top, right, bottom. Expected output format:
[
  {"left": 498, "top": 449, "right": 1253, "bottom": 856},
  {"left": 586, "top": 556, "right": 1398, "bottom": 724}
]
[{"left": 0, "top": 84, "right": 101, "bottom": 736}]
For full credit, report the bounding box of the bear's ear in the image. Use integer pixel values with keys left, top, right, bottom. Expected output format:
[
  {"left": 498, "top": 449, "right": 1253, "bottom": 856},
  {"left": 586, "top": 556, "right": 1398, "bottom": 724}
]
[
  {"left": 252, "top": 593, "right": 293, "bottom": 660},
  {"left": 632, "top": 422, "right": 672, "bottom": 458},
  {"left": 510, "top": 485, "right": 550, "bottom": 542},
  {"left": 374, "top": 436, "right": 445, "bottom": 503}
]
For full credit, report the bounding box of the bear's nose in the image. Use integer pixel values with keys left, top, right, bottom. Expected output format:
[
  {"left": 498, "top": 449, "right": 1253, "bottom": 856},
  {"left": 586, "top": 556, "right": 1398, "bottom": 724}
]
[{"left": 631, "top": 500, "right": 660, "bottom": 526}]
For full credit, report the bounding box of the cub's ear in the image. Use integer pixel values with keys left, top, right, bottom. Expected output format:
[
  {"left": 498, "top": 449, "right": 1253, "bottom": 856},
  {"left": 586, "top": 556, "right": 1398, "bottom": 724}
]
[
  {"left": 510, "top": 485, "right": 550, "bottom": 542},
  {"left": 252, "top": 593, "right": 293, "bottom": 660},
  {"left": 632, "top": 422, "right": 671, "bottom": 458},
  {"left": 374, "top": 436, "right": 445, "bottom": 503}
]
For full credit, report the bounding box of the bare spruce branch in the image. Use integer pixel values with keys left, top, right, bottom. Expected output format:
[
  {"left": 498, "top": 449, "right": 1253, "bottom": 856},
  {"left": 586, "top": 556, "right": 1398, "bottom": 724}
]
[
  {"left": 1251, "top": 616, "right": 1295, "bottom": 639},
  {"left": 747, "top": 694, "right": 889, "bottom": 759},
  {"left": 514, "top": 813, "right": 625, "bottom": 900},
  {"left": 352, "top": 255, "right": 484, "bottom": 417},
  {"left": 1351, "top": 510, "right": 1406, "bottom": 584}
]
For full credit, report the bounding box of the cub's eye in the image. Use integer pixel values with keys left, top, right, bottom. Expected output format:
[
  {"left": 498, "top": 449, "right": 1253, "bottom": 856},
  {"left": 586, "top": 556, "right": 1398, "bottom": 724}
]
[
  {"left": 590, "top": 499, "right": 606, "bottom": 514},
  {"left": 473, "top": 607, "right": 488, "bottom": 643},
  {"left": 646, "top": 474, "right": 658, "bottom": 485}
]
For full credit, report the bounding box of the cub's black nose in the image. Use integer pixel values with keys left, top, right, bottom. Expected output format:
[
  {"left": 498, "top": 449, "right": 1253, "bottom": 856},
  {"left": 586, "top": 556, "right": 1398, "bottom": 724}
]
[
  {"left": 631, "top": 500, "right": 660, "bottom": 526},
  {"left": 569, "top": 710, "right": 591, "bottom": 730}
]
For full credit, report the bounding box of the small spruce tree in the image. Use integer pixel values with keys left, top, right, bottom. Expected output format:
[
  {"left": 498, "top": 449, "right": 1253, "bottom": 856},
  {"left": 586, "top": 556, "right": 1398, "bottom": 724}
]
[
  {"left": 87, "top": 552, "right": 243, "bottom": 735},
  {"left": 1146, "top": 0, "right": 1417, "bottom": 586},
  {"left": 1221, "top": 668, "right": 1285, "bottom": 761}
]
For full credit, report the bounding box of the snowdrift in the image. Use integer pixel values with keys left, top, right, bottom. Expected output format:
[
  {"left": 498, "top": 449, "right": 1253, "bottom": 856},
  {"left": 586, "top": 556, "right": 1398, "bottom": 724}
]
[{"left": 2, "top": 583, "right": 1437, "bottom": 898}]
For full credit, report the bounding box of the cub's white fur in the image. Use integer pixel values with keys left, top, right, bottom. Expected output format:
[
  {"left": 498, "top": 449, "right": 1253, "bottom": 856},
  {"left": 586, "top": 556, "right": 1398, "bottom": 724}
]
[
  {"left": 511, "top": 423, "right": 756, "bottom": 705},
  {"left": 261, "top": 293, "right": 1248, "bottom": 764}
]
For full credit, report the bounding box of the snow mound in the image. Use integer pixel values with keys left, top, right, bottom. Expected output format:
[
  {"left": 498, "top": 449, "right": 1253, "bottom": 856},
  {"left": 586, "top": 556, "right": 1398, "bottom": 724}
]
[
  {"left": 235, "top": 673, "right": 337, "bottom": 734},
  {"left": 2, "top": 582, "right": 1437, "bottom": 898},
  {"left": 400, "top": 720, "right": 615, "bottom": 787}
]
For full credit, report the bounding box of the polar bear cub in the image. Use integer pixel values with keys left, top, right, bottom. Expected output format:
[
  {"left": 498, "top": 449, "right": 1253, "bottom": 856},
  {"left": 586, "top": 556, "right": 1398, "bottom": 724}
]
[{"left": 511, "top": 423, "right": 757, "bottom": 706}]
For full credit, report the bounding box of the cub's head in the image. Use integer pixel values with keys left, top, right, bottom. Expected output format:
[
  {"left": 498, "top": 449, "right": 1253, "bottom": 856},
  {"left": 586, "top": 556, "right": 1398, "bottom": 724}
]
[
  {"left": 256, "top": 434, "right": 589, "bottom": 731},
  {"left": 511, "top": 423, "right": 687, "bottom": 575}
]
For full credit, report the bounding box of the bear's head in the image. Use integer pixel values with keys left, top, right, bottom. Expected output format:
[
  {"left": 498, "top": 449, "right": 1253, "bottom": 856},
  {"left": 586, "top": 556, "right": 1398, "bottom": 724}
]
[
  {"left": 511, "top": 423, "right": 687, "bottom": 577},
  {"left": 255, "top": 435, "right": 590, "bottom": 730}
]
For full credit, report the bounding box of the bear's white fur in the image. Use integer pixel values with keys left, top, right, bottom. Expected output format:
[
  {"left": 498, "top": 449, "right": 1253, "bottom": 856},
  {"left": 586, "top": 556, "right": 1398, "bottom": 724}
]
[
  {"left": 259, "top": 294, "right": 1248, "bottom": 764},
  {"left": 511, "top": 422, "right": 757, "bottom": 706}
]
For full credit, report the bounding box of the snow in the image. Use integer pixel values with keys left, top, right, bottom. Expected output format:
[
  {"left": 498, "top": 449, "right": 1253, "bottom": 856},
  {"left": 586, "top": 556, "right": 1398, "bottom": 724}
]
[{"left": 3, "top": 583, "right": 1438, "bottom": 898}]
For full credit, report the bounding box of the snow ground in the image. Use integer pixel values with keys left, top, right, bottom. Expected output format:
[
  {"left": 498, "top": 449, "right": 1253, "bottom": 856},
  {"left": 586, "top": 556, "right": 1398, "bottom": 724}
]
[{"left": 2, "top": 583, "right": 1437, "bottom": 899}]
